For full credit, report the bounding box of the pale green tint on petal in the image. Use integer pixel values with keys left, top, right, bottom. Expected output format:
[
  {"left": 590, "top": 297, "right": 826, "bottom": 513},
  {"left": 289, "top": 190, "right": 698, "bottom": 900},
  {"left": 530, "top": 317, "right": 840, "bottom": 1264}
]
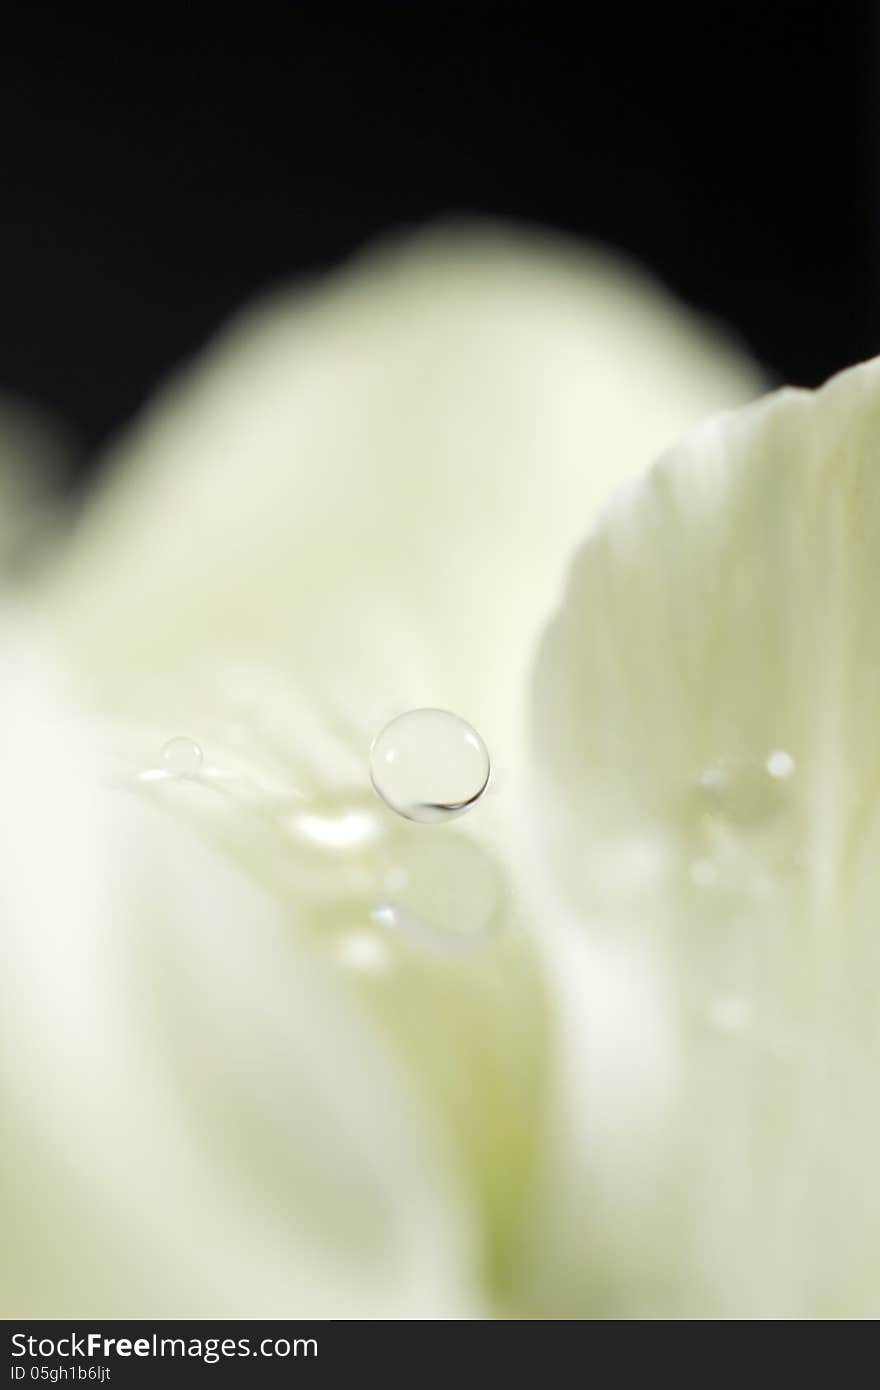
[
  {"left": 527, "top": 358, "right": 880, "bottom": 1316},
  {"left": 0, "top": 618, "right": 479, "bottom": 1318},
  {"left": 38, "top": 223, "right": 761, "bottom": 1303}
]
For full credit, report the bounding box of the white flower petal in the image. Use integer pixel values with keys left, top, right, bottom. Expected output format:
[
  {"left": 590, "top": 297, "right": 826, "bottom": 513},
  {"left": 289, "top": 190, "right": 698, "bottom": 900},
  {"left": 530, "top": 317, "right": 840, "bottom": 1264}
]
[
  {"left": 30, "top": 224, "right": 762, "bottom": 1309},
  {"left": 527, "top": 357, "right": 880, "bottom": 1316},
  {"left": 0, "top": 616, "right": 478, "bottom": 1317}
]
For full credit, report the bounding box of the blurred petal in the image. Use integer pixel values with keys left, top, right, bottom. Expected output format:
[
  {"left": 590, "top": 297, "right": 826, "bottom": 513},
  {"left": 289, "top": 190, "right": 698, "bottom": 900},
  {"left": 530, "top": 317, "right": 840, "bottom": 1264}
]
[
  {"left": 33, "top": 223, "right": 761, "bottom": 1305},
  {"left": 527, "top": 357, "right": 880, "bottom": 1316},
  {"left": 45, "top": 221, "right": 760, "bottom": 748},
  {"left": 0, "top": 615, "right": 479, "bottom": 1317}
]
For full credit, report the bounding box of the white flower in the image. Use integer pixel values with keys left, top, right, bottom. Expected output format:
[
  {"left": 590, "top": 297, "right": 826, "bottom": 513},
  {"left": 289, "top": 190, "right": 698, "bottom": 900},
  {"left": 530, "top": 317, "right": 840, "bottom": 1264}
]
[
  {"left": 528, "top": 359, "right": 880, "bottom": 1316},
  {"left": 2, "top": 222, "right": 763, "bottom": 1317}
]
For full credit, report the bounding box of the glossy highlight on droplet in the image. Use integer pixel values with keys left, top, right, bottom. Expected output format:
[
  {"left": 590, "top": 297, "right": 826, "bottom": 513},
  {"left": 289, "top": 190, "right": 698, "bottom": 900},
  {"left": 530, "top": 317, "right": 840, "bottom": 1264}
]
[
  {"left": 160, "top": 736, "right": 204, "bottom": 779},
  {"left": 369, "top": 708, "right": 490, "bottom": 823},
  {"left": 766, "top": 748, "right": 796, "bottom": 781}
]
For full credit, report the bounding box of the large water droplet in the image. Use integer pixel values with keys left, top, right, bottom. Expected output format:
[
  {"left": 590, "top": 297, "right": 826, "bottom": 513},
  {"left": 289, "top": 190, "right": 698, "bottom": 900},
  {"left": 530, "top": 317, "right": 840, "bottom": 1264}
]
[
  {"left": 160, "top": 736, "right": 203, "bottom": 778},
  {"left": 369, "top": 708, "right": 490, "bottom": 823}
]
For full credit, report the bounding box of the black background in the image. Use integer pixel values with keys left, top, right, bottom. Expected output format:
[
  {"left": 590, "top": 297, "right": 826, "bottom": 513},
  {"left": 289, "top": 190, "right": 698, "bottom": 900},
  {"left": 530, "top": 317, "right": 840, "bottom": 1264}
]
[{"left": 1, "top": 5, "right": 875, "bottom": 476}]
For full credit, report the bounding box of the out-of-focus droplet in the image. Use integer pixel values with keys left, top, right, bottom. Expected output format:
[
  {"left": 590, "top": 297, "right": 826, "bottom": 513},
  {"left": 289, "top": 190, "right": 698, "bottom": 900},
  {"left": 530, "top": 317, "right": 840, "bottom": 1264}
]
[
  {"left": 766, "top": 748, "right": 796, "bottom": 781},
  {"left": 372, "top": 834, "right": 502, "bottom": 955},
  {"left": 160, "top": 736, "right": 203, "bottom": 778},
  {"left": 369, "top": 708, "right": 490, "bottom": 823},
  {"left": 696, "top": 751, "right": 795, "bottom": 826}
]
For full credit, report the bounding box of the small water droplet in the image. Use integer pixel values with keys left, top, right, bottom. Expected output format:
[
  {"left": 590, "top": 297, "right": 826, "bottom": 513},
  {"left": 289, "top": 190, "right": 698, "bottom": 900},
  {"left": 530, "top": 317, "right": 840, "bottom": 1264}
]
[
  {"left": 370, "top": 708, "right": 490, "bottom": 823},
  {"left": 766, "top": 748, "right": 796, "bottom": 781},
  {"left": 160, "top": 736, "right": 203, "bottom": 778},
  {"left": 696, "top": 752, "right": 793, "bottom": 826}
]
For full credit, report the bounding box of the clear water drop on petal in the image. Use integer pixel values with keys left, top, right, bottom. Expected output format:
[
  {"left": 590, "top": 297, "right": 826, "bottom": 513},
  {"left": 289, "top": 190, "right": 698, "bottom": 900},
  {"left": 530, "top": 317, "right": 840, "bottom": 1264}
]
[
  {"left": 369, "top": 708, "right": 490, "bottom": 823},
  {"left": 160, "top": 736, "right": 203, "bottom": 778}
]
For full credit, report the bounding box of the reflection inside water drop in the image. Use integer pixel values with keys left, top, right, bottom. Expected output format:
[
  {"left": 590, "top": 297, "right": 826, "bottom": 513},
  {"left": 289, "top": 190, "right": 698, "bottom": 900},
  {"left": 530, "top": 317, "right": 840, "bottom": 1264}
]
[{"left": 369, "top": 708, "right": 490, "bottom": 823}]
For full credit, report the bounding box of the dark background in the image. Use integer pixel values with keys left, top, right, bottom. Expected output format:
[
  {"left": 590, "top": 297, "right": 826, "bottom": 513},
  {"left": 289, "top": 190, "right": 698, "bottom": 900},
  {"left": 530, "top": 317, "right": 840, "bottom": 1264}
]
[{"left": 0, "top": 5, "right": 875, "bottom": 478}]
